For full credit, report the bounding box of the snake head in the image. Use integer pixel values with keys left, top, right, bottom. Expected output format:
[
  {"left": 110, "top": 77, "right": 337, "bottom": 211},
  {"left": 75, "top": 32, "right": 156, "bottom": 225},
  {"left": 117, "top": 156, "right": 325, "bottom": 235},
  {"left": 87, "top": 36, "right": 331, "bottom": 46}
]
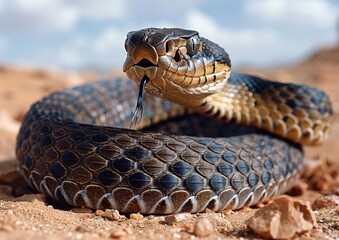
[{"left": 123, "top": 28, "right": 232, "bottom": 107}]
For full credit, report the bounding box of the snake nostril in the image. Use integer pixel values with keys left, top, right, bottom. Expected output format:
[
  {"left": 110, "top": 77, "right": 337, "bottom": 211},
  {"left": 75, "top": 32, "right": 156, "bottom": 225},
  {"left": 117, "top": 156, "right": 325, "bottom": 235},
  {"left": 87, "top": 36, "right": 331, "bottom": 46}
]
[{"left": 174, "top": 51, "right": 181, "bottom": 62}]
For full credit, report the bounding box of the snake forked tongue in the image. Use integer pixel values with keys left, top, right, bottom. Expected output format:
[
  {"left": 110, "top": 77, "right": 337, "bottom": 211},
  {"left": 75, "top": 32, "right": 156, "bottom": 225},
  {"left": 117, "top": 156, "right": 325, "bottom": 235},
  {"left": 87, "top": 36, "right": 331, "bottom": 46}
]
[{"left": 130, "top": 76, "right": 150, "bottom": 129}]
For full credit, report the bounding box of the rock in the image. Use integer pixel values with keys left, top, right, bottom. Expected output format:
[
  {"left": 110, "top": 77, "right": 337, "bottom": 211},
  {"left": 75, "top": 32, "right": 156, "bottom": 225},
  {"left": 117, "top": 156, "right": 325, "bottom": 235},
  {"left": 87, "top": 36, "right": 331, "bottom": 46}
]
[
  {"left": 247, "top": 195, "right": 317, "bottom": 239},
  {"left": 193, "top": 217, "right": 214, "bottom": 238},
  {"left": 95, "top": 209, "right": 126, "bottom": 221},
  {"left": 130, "top": 213, "right": 143, "bottom": 220},
  {"left": 313, "top": 194, "right": 339, "bottom": 209},
  {"left": 164, "top": 213, "right": 191, "bottom": 225}
]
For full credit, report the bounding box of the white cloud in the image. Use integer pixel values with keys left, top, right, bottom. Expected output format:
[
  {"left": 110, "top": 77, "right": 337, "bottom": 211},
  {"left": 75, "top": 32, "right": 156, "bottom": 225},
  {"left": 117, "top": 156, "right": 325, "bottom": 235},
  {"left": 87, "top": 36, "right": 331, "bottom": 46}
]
[
  {"left": 0, "top": 0, "right": 79, "bottom": 33},
  {"left": 48, "top": 27, "right": 127, "bottom": 69},
  {"left": 186, "top": 10, "right": 279, "bottom": 47},
  {"left": 0, "top": 0, "right": 127, "bottom": 33},
  {"left": 72, "top": 0, "right": 126, "bottom": 20},
  {"left": 244, "top": 0, "right": 338, "bottom": 29},
  {"left": 185, "top": 10, "right": 282, "bottom": 66},
  {"left": 93, "top": 28, "right": 126, "bottom": 53},
  {"left": 91, "top": 27, "right": 127, "bottom": 68}
]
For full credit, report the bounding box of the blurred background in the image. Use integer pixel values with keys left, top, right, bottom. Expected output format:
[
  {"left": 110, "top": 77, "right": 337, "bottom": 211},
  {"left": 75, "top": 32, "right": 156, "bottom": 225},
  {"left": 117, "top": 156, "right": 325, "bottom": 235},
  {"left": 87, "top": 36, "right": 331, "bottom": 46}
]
[{"left": 0, "top": 0, "right": 338, "bottom": 72}]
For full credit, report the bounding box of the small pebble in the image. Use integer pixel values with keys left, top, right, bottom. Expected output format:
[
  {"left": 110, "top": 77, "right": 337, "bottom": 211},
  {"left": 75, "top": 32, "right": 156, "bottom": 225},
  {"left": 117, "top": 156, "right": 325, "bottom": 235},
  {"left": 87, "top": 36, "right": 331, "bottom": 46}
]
[
  {"left": 146, "top": 215, "right": 155, "bottom": 220},
  {"left": 183, "top": 223, "right": 193, "bottom": 232},
  {"left": 6, "top": 209, "right": 13, "bottom": 215},
  {"left": 193, "top": 217, "right": 214, "bottom": 237},
  {"left": 95, "top": 209, "right": 125, "bottom": 221},
  {"left": 254, "top": 202, "right": 266, "bottom": 208},
  {"left": 130, "top": 213, "right": 143, "bottom": 220},
  {"left": 110, "top": 230, "right": 127, "bottom": 238},
  {"left": 165, "top": 213, "right": 192, "bottom": 224}
]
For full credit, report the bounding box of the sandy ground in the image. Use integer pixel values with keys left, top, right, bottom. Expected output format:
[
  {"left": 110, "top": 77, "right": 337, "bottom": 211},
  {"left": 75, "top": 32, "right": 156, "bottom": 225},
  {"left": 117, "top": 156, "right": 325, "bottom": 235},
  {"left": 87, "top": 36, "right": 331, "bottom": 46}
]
[{"left": 0, "top": 47, "right": 338, "bottom": 239}]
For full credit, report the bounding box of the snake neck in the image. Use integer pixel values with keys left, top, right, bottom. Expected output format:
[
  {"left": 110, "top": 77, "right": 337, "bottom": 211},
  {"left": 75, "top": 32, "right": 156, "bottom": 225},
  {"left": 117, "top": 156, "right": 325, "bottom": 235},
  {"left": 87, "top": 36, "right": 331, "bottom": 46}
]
[
  {"left": 192, "top": 73, "right": 332, "bottom": 146},
  {"left": 191, "top": 80, "right": 256, "bottom": 124}
]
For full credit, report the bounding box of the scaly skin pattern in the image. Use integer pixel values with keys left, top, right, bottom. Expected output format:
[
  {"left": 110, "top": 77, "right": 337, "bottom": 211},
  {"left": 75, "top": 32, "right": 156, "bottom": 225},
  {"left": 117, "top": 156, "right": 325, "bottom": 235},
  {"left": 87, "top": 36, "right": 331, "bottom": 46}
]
[{"left": 16, "top": 28, "right": 332, "bottom": 214}]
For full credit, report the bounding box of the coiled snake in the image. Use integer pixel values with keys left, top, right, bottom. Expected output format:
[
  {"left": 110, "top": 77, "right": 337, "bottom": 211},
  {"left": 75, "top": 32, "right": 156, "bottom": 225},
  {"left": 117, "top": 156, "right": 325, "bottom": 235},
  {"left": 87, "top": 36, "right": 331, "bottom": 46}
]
[{"left": 16, "top": 28, "right": 332, "bottom": 214}]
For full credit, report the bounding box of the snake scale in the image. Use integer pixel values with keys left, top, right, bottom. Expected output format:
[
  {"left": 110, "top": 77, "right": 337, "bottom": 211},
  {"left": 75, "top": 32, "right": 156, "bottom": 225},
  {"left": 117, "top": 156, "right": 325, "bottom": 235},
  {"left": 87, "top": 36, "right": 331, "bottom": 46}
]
[{"left": 16, "top": 28, "right": 332, "bottom": 214}]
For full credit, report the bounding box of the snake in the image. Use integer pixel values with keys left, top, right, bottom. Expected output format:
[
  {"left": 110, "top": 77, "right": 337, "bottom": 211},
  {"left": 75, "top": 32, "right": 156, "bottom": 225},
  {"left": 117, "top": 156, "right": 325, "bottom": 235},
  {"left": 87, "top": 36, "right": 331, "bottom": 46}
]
[{"left": 16, "top": 28, "right": 332, "bottom": 214}]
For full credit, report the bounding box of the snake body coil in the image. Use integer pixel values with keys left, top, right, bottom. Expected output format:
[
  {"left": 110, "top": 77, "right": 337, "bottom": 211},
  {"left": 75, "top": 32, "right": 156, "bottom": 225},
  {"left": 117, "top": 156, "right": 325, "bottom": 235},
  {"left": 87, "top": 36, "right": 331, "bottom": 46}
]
[{"left": 16, "top": 28, "right": 332, "bottom": 214}]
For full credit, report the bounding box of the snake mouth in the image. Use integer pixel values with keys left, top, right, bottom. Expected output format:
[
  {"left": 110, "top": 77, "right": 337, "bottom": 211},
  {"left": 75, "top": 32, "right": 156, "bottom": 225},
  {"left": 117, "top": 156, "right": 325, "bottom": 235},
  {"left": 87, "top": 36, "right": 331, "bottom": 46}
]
[{"left": 136, "top": 59, "right": 156, "bottom": 68}]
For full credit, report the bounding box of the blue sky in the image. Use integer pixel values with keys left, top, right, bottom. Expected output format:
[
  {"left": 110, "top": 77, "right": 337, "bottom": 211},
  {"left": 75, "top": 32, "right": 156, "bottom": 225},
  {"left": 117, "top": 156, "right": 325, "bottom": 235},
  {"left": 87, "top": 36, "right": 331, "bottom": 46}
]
[{"left": 0, "top": 0, "right": 338, "bottom": 72}]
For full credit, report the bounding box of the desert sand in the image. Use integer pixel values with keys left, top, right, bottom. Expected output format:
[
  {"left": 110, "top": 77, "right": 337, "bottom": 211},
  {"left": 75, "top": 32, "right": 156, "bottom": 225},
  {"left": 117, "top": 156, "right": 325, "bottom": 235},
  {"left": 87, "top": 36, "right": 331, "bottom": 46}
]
[{"left": 0, "top": 46, "right": 338, "bottom": 239}]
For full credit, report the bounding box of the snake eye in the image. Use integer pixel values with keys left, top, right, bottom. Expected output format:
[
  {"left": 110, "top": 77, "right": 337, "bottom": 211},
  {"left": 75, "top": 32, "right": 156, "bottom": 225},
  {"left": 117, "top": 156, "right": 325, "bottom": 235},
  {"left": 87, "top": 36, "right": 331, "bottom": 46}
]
[{"left": 186, "top": 35, "right": 200, "bottom": 56}]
